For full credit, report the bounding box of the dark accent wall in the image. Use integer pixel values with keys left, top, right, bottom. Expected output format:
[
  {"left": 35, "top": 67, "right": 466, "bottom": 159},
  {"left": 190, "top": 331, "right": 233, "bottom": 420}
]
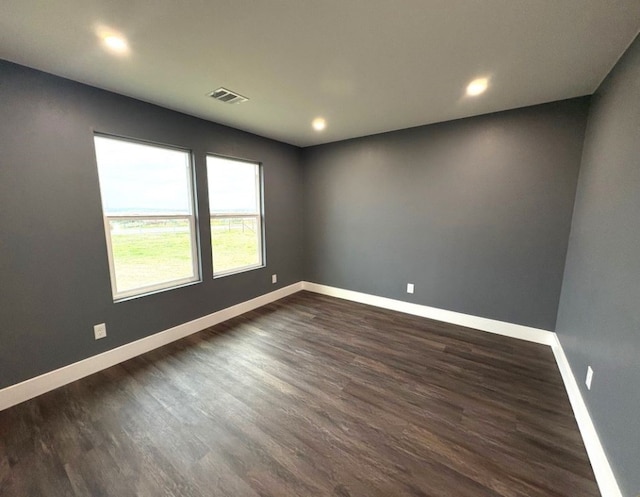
[
  {"left": 0, "top": 60, "right": 304, "bottom": 389},
  {"left": 556, "top": 35, "right": 640, "bottom": 497},
  {"left": 302, "top": 99, "right": 590, "bottom": 330}
]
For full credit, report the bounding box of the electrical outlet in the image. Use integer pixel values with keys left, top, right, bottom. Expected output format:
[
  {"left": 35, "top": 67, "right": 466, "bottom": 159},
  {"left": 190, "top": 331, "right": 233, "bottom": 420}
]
[
  {"left": 407, "top": 283, "right": 415, "bottom": 294},
  {"left": 94, "top": 323, "right": 107, "bottom": 340},
  {"left": 272, "top": 274, "right": 277, "bottom": 284},
  {"left": 585, "top": 366, "right": 594, "bottom": 390}
]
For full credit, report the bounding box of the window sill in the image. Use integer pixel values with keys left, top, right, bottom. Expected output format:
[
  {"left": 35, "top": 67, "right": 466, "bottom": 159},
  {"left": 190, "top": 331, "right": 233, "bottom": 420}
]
[
  {"left": 113, "top": 277, "right": 202, "bottom": 303},
  {"left": 213, "top": 263, "right": 265, "bottom": 279}
]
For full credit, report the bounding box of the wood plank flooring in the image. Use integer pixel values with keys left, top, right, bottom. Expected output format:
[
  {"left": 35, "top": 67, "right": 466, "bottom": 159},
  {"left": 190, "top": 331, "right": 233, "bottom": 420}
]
[{"left": 0, "top": 291, "right": 600, "bottom": 496}]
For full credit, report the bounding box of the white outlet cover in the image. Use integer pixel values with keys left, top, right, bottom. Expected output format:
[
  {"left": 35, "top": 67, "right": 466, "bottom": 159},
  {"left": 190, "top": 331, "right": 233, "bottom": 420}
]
[
  {"left": 407, "top": 283, "right": 415, "bottom": 294},
  {"left": 94, "top": 323, "right": 107, "bottom": 340},
  {"left": 272, "top": 274, "right": 277, "bottom": 284},
  {"left": 586, "top": 366, "right": 594, "bottom": 390}
]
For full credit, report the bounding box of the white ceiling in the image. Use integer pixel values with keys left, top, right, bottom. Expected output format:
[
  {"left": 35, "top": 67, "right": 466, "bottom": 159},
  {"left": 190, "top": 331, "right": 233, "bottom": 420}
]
[{"left": 1, "top": 1, "right": 639, "bottom": 147}]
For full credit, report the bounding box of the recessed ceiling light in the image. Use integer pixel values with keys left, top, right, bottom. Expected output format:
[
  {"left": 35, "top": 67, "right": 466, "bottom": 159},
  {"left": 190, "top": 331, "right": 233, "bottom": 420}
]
[
  {"left": 466, "top": 77, "right": 489, "bottom": 96},
  {"left": 100, "top": 33, "right": 129, "bottom": 54},
  {"left": 312, "top": 117, "right": 326, "bottom": 131}
]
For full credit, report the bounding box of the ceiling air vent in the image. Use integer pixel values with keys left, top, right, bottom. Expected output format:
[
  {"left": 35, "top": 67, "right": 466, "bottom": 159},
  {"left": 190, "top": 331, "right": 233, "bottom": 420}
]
[{"left": 208, "top": 87, "right": 249, "bottom": 104}]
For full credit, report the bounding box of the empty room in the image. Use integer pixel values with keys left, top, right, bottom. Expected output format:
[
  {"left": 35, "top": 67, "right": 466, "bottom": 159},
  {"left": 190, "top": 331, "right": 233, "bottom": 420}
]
[{"left": 1, "top": 1, "right": 639, "bottom": 496}]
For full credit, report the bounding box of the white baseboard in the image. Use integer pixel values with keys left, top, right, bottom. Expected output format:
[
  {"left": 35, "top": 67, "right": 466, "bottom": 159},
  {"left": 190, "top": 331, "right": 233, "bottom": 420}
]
[
  {"left": 301, "top": 281, "right": 555, "bottom": 345},
  {"left": 551, "top": 336, "right": 622, "bottom": 497},
  {"left": 301, "top": 281, "right": 620, "bottom": 497},
  {"left": 0, "top": 282, "right": 302, "bottom": 412}
]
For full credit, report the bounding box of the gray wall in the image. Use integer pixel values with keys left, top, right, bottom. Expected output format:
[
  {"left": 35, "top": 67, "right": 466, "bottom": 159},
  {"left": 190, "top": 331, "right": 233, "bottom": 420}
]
[
  {"left": 0, "top": 60, "right": 304, "bottom": 389},
  {"left": 556, "top": 35, "right": 640, "bottom": 497},
  {"left": 302, "top": 99, "right": 590, "bottom": 330}
]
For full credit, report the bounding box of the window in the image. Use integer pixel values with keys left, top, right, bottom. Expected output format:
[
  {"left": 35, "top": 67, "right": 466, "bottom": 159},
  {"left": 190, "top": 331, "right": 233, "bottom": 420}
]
[
  {"left": 94, "top": 135, "right": 199, "bottom": 300},
  {"left": 207, "top": 155, "right": 264, "bottom": 277}
]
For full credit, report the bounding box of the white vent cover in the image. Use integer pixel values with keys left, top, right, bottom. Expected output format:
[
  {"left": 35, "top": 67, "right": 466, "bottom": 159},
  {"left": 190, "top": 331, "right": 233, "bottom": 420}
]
[{"left": 208, "top": 87, "right": 249, "bottom": 104}]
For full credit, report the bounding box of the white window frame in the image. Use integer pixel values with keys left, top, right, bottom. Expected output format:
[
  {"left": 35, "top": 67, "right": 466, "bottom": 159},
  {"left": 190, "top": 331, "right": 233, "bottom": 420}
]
[
  {"left": 207, "top": 155, "right": 265, "bottom": 278},
  {"left": 94, "top": 134, "right": 200, "bottom": 301}
]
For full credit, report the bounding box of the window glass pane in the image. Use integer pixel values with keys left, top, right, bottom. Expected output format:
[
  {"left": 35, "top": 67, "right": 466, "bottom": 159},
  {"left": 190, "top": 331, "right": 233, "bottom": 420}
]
[
  {"left": 95, "top": 136, "right": 192, "bottom": 215},
  {"left": 94, "top": 134, "right": 199, "bottom": 299},
  {"left": 207, "top": 156, "right": 259, "bottom": 214},
  {"left": 109, "top": 219, "right": 195, "bottom": 293},
  {"left": 207, "top": 155, "right": 263, "bottom": 277},
  {"left": 210, "top": 217, "right": 260, "bottom": 274}
]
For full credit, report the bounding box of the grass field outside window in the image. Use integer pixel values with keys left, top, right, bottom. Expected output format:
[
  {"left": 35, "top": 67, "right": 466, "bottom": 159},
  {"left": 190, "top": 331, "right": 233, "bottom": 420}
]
[
  {"left": 109, "top": 219, "right": 195, "bottom": 293},
  {"left": 211, "top": 217, "right": 261, "bottom": 275},
  {"left": 108, "top": 218, "right": 261, "bottom": 289}
]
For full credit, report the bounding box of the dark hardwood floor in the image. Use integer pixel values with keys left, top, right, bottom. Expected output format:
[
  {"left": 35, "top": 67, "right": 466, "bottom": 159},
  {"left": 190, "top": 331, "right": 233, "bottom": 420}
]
[{"left": 0, "top": 291, "right": 600, "bottom": 496}]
